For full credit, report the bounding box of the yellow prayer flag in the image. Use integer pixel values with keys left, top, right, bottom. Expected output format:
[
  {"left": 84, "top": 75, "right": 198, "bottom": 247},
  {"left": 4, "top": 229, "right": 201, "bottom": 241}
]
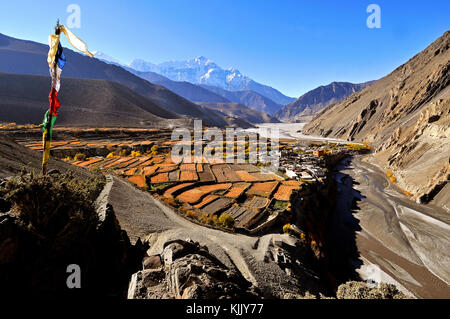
[
  {"left": 60, "top": 25, "right": 94, "bottom": 58},
  {"left": 47, "top": 34, "right": 60, "bottom": 67},
  {"left": 42, "top": 133, "right": 51, "bottom": 166}
]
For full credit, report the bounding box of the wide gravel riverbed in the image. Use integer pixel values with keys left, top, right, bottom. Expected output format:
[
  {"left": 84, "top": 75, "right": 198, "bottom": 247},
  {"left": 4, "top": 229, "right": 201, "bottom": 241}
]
[{"left": 331, "top": 156, "right": 450, "bottom": 298}]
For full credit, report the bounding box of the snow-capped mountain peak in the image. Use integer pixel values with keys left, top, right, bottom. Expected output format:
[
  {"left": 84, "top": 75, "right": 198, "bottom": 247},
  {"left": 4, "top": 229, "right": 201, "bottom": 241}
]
[
  {"left": 89, "top": 53, "right": 294, "bottom": 105},
  {"left": 92, "top": 51, "right": 122, "bottom": 65}
]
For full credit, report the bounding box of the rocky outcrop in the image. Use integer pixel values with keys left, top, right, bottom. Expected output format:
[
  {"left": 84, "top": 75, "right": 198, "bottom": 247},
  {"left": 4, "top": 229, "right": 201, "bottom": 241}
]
[
  {"left": 128, "top": 239, "right": 260, "bottom": 299},
  {"left": 336, "top": 281, "right": 408, "bottom": 299}
]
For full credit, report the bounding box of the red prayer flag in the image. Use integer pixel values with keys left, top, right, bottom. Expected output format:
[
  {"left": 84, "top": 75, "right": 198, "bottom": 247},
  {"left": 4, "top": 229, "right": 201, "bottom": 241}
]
[{"left": 48, "top": 88, "right": 60, "bottom": 116}]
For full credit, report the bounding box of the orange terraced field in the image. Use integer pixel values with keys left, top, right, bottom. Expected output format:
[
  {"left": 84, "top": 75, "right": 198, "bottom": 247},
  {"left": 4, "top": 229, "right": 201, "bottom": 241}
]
[
  {"left": 76, "top": 158, "right": 104, "bottom": 167},
  {"left": 103, "top": 157, "right": 133, "bottom": 168},
  {"left": 156, "top": 164, "right": 178, "bottom": 173},
  {"left": 194, "top": 195, "right": 218, "bottom": 209},
  {"left": 177, "top": 183, "right": 232, "bottom": 204},
  {"left": 224, "top": 183, "right": 250, "bottom": 198},
  {"left": 282, "top": 180, "right": 302, "bottom": 186},
  {"left": 152, "top": 156, "right": 164, "bottom": 164},
  {"left": 143, "top": 166, "right": 158, "bottom": 176},
  {"left": 235, "top": 170, "right": 257, "bottom": 182},
  {"left": 273, "top": 185, "right": 298, "bottom": 201},
  {"left": 125, "top": 168, "right": 139, "bottom": 176},
  {"left": 180, "top": 163, "right": 196, "bottom": 171},
  {"left": 151, "top": 173, "right": 169, "bottom": 184},
  {"left": 248, "top": 181, "right": 279, "bottom": 197},
  {"left": 179, "top": 170, "right": 198, "bottom": 182},
  {"left": 127, "top": 157, "right": 152, "bottom": 168},
  {"left": 177, "top": 188, "right": 206, "bottom": 204},
  {"left": 127, "top": 175, "right": 147, "bottom": 188},
  {"left": 163, "top": 183, "right": 194, "bottom": 198},
  {"left": 199, "top": 183, "right": 232, "bottom": 193}
]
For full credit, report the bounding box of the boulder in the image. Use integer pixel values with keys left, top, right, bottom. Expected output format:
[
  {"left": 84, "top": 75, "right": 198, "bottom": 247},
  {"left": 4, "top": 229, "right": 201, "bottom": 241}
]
[
  {"left": 143, "top": 255, "right": 162, "bottom": 270},
  {"left": 128, "top": 238, "right": 260, "bottom": 299}
]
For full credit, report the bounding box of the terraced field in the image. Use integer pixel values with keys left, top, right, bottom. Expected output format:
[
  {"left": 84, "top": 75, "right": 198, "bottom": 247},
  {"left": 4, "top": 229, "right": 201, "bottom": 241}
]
[{"left": 18, "top": 135, "right": 305, "bottom": 231}]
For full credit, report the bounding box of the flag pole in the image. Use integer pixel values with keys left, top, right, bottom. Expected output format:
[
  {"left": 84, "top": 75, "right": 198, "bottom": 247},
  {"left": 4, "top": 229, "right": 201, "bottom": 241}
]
[{"left": 42, "top": 19, "right": 61, "bottom": 176}]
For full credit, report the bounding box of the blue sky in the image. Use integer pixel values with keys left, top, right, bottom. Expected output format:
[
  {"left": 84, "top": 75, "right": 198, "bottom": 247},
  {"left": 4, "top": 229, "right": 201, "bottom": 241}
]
[{"left": 1, "top": 0, "right": 449, "bottom": 97}]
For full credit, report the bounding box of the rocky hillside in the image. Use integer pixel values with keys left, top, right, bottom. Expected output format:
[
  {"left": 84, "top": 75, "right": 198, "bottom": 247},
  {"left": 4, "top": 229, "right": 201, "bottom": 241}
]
[
  {"left": 275, "top": 81, "right": 374, "bottom": 122},
  {"left": 304, "top": 31, "right": 450, "bottom": 206}
]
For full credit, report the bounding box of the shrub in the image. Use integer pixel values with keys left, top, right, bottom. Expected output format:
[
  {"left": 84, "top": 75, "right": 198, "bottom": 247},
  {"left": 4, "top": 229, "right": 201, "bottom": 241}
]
[
  {"left": 217, "top": 213, "right": 234, "bottom": 228},
  {"left": 150, "top": 145, "right": 159, "bottom": 155},
  {"left": 74, "top": 153, "right": 86, "bottom": 161},
  {"left": 200, "top": 213, "right": 217, "bottom": 225},
  {"left": 150, "top": 182, "right": 173, "bottom": 193},
  {"left": 274, "top": 200, "right": 289, "bottom": 211},
  {"left": 163, "top": 197, "right": 179, "bottom": 207},
  {"left": 283, "top": 223, "right": 292, "bottom": 234},
  {"left": 0, "top": 170, "right": 105, "bottom": 236},
  {"left": 300, "top": 233, "right": 307, "bottom": 243},
  {"left": 185, "top": 210, "right": 197, "bottom": 219},
  {"left": 130, "top": 150, "right": 142, "bottom": 157}
]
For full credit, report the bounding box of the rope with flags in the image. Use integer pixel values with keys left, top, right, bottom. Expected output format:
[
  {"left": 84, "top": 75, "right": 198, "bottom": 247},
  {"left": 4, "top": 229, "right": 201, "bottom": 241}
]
[{"left": 42, "top": 20, "right": 94, "bottom": 175}]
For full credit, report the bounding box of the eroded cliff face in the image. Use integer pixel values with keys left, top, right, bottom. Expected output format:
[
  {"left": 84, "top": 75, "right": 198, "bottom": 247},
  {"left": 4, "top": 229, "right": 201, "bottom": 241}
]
[
  {"left": 303, "top": 31, "right": 450, "bottom": 205},
  {"left": 374, "top": 97, "right": 449, "bottom": 205}
]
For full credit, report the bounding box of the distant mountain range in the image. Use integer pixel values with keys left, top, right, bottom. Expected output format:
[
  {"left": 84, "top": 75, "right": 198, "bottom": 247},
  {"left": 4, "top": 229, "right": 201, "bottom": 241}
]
[
  {"left": 98, "top": 52, "right": 380, "bottom": 120},
  {"left": 128, "top": 56, "right": 295, "bottom": 106},
  {"left": 275, "top": 81, "right": 375, "bottom": 122},
  {"left": 130, "top": 70, "right": 230, "bottom": 104},
  {"left": 93, "top": 52, "right": 289, "bottom": 115}
]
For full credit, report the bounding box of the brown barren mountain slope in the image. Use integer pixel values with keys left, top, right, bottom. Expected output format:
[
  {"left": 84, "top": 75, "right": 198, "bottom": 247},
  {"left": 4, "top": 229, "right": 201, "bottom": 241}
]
[
  {"left": 0, "top": 134, "right": 94, "bottom": 179},
  {"left": 0, "top": 73, "right": 189, "bottom": 128},
  {"left": 304, "top": 31, "right": 450, "bottom": 207}
]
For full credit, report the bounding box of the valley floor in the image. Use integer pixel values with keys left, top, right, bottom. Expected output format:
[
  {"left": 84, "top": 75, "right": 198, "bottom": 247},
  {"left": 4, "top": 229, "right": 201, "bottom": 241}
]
[{"left": 331, "top": 156, "right": 450, "bottom": 298}]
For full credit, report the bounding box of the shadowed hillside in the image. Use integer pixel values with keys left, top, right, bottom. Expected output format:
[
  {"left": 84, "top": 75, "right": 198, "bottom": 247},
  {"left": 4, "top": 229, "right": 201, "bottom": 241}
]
[
  {"left": 0, "top": 33, "right": 229, "bottom": 127},
  {"left": 0, "top": 72, "right": 191, "bottom": 128}
]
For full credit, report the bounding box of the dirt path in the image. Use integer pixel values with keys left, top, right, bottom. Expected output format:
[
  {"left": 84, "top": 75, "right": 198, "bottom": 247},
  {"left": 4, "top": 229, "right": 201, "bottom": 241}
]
[
  {"left": 107, "top": 176, "right": 307, "bottom": 295},
  {"left": 332, "top": 156, "right": 450, "bottom": 298}
]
